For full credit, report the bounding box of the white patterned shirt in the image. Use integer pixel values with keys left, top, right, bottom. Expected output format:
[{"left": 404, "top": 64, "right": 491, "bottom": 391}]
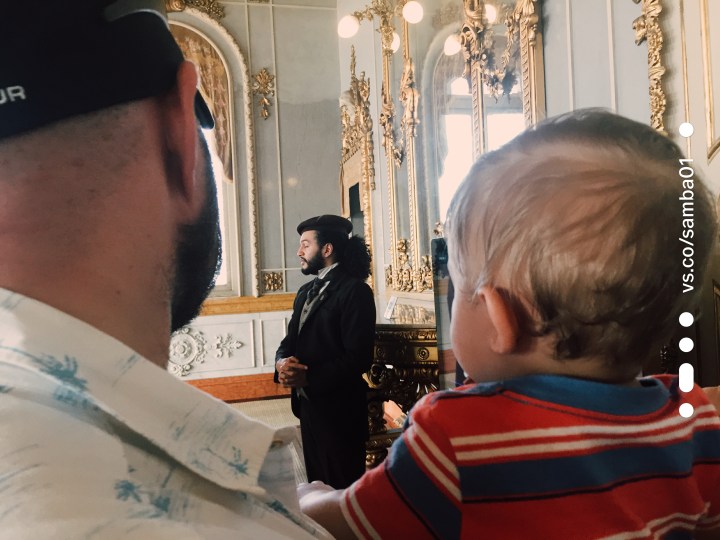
[{"left": 0, "top": 288, "right": 330, "bottom": 539}]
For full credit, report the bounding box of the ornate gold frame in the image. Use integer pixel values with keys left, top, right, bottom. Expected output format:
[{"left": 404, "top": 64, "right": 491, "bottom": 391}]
[
  {"left": 632, "top": 0, "right": 667, "bottom": 134},
  {"left": 340, "top": 46, "right": 376, "bottom": 288},
  {"left": 461, "top": 0, "right": 545, "bottom": 157},
  {"left": 384, "top": 12, "right": 434, "bottom": 294},
  {"left": 383, "top": 0, "right": 545, "bottom": 295}
]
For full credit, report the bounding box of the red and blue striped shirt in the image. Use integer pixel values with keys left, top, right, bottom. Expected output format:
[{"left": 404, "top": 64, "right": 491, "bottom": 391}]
[{"left": 341, "top": 374, "right": 720, "bottom": 539}]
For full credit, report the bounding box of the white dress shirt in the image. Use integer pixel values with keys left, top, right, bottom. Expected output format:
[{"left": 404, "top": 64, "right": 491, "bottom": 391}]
[{"left": 0, "top": 288, "right": 330, "bottom": 539}]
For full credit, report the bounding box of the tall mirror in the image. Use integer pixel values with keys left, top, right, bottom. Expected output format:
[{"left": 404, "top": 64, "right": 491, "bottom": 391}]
[
  {"left": 423, "top": 0, "right": 545, "bottom": 232},
  {"left": 340, "top": 46, "right": 376, "bottom": 288},
  {"left": 338, "top": 0, "right": 545, "bottom": 296},
  {"left": 378, "top": 0, "right": 545, "bottom": 294}
]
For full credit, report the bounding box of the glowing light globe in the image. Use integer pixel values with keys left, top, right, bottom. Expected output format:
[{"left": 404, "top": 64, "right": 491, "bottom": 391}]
[
  {"left": 402, "top": 1, "right": 424, "bottom": 24},
  {"left": 444, "top": 34, "right": 461, "bottom": 56},
  {"left": 391, "top": 31, "right": 401, "bottom": 52},
  {"left": 338, "top": 14, "right": 360, "bottom": 38},
  {"left": 485, "top": 4, "right": 498, "bottom": 24}
]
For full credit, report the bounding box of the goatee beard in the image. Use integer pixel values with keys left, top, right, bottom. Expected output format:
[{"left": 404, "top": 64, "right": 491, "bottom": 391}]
[{"left": 301, "top": 251, "right": 325, "bottom": 276}]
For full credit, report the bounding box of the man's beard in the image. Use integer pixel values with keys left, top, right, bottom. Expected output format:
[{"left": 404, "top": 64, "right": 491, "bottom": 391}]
[
  {"left": 301, "top": 250, "right": 325, "bottom": 276},
  {"left": 170, "top": 133, "right": 222, "bottom": 332}
]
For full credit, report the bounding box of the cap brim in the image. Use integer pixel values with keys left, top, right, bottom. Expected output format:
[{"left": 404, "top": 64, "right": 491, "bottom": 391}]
[{"left": 194, "top": 92, "right": 214, "bottom": 129}]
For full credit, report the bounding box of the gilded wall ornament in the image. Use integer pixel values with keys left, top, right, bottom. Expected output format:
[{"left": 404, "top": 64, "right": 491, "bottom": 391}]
[
  {"left": 165, "top": 0, "right": 225, "bottom": 20},
  {"left": 340, "top": 46, "right": 376, "bottom": 288},
  {"left": 262, "top": 271, "right": 284, "bottom": 292},
  {"left": 390, "top": 304, "right": 436, "bottom": 325},
  {"left": 385, "top": 239, "right": 433, "bottom": 292},
  {"left": 252, "top": 68, "right": 276, "bottom": 120},
  {"left": 632, "top": 0, "right": 666, "bottom": 134}
]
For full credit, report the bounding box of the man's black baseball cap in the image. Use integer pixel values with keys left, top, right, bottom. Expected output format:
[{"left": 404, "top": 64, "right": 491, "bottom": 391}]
[{"left": 0, "top": 0, "right": 214, "bottom": 141}]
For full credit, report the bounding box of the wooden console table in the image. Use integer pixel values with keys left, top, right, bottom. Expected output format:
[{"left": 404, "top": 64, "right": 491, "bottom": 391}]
[{"left": 365, "top": 322, "right": 438, "bottom": 468}]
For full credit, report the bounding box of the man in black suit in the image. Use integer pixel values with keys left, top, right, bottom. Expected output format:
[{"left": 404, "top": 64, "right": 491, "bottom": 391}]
[{"left": 275, "top": 215, "right": 376, "bottom": 489}]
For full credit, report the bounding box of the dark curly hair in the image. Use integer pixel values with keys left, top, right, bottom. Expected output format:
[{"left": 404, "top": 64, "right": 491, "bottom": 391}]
[{"left": 314, "top": 229, "right": 372, "bottom": 280}]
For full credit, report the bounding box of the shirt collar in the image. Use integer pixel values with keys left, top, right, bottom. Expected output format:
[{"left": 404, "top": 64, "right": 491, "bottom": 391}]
[
  {"left": 317, "top": 262, "right": 339, "bottom": 280},
  {"left": 496, "top": 374, "right": 672, "bottom": 416},
  {"left": 0, "top": 288, "right": 293, "bottom": 497}
]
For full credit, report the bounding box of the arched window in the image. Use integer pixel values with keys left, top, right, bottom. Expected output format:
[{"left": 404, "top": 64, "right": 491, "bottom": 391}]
[{"left": 168, "top": 10, "right": 261, "bottom": 297}]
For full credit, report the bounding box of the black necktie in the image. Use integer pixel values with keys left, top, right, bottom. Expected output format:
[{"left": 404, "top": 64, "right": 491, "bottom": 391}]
[{"left": 306, "top": 278, "right": 325, "bottom": 303}]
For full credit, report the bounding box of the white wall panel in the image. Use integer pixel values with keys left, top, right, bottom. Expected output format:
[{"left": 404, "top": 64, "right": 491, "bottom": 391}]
[
  {"left": 570, "top": 0, "right": 613, "bottom": 110},
  {"left": 543, "top": 0, "right": 649, "bottom": 123},
  {"left": 260, "top": 315, "right": 291, "bottom": 367},
  {"left": 611, "top": 0, "right": 650, "bottom": 122},
  {"left": 171, "top": 311, "right": 292, "bottom": 380},
  {"left": 543, "top": 0, "right": 573, "bottom": 115}
]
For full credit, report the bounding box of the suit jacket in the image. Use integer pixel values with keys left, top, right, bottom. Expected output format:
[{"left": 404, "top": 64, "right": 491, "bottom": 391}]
[{"left": 275, "top": 267, "right": 376, "bottom": 440}]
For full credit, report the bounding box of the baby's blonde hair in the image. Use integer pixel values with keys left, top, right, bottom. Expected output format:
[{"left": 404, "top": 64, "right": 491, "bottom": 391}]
[{"left": 446, "top": 109, "right": 716, "bottom": 365}]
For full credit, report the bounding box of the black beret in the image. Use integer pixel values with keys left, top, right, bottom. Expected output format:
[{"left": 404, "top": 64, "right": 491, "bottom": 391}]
[{"left": 297, "top": 214, "right": 353, "bottom": 235}]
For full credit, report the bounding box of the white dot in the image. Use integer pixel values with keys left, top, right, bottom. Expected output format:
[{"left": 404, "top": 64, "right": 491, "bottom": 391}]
[
  {"left": 679, "top": 337, "right": 694, "bottom": 352},
  {"left": 679, "top": 122, "right": 694, "bottom": 137},
  {"left": 287, "top": 177, "right": 299, "bottom": 187},
  {"left": 679, "top": 312, "right": 694, "bottom": 327},
  {"left": 679, "top": 338, "right": 695, "bottom": 352},
  {"left": 679, "top": 403, "right": 694, "bottom": 418}
]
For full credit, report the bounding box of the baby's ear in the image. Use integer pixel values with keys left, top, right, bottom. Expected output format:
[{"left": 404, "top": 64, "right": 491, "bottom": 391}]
[{"left": 477, "top": 286, "right": 519, "bottom": 354}]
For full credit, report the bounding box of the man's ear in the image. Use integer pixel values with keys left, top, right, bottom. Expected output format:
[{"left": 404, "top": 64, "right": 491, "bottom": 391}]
[
  {"left": 478, "top": 286, "right": 519, "bottom": 354},
  {"left": 322, "top": 243, "right": 334, "bottom": 259},
  {"left": 157, "top": 61, "right": 203, "bottom": 223}
]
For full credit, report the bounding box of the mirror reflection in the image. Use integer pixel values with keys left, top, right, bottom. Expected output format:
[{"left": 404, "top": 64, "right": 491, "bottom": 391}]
[
  {"left": 338, "top": 0, "right": 545, "bottom": 294},
  {"left": 426, "top": 0, "right": 535, "bottom": 226}
]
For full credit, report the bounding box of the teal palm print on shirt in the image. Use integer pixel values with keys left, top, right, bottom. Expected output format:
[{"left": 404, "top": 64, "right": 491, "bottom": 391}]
[
  {"left": 0, "top": 345, "right": 88, "bottom": 392},
  {"left": 204, "top": 446, "right": 250, "bottom": 476},
  {"left": 31, "top": 354, "right": 87, "bottom": 391},
  {"left": 0, "top": 346, "right": 90, "bottom": 406},
  {"left": 1, "top": 346, "right": 96, "bottom": 409},
  {"left": 115, "top": 480, "right": 171, "bottom": 519}
]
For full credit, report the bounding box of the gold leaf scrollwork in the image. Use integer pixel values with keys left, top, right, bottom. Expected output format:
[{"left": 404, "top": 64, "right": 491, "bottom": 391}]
[
  {"left": 252, "top": 68, "right": 276, "bottom": 120},
  {"left": 165, "top": 0, "right": 225, "bottom": 20},
  {"left": 399, "top": 59, "right": 420, "bottom": 141},
  {"left": 262, "top": 271, "right": 284, "bottom": 292},
  {"left": 461, "top": 0, "right": 521, "bottom": 102},
  {"left": 380, "top": 81, "right": 404, "bottom": 168},
  {"left": 386, "top": 239, "right": 433, "bottom": 293},
  {"left": 391, "top": 304, "right": 435, "bottom": 325},
  {"left": 341, "top": 47, "right": 376, "bottom": 192},
  {"left": 632, "top": 0, "right": 666, "bottom": 134},
  {"left": 340, "top": 47, "right": 376, "bottom": 284}
]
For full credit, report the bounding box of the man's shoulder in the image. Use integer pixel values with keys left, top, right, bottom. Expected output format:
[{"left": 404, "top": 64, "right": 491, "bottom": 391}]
[{"left": 334, "top": 269, "right": 371, "bottom": 288}]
